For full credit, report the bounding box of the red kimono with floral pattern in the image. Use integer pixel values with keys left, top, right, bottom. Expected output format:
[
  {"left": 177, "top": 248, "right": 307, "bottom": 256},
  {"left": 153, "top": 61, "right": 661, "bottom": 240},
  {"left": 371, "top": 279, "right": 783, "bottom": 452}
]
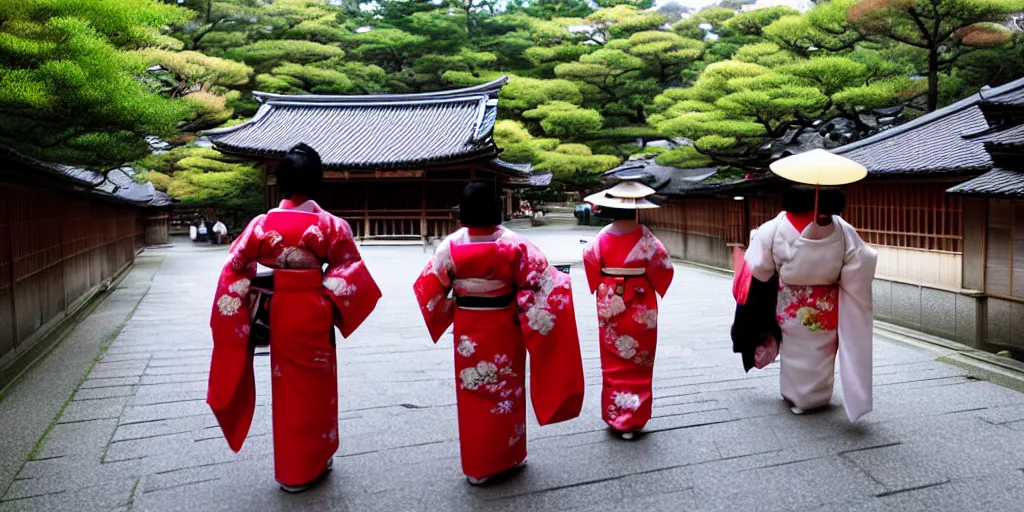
[
  {"left": 413, "top": 227, "right": 585, "bottom": 480},
  {"left": 208, "top": 200, "right": 381, "bottom": 486},
  {"left": 583, "top": 226, "right": 674, "bottom": 432}
]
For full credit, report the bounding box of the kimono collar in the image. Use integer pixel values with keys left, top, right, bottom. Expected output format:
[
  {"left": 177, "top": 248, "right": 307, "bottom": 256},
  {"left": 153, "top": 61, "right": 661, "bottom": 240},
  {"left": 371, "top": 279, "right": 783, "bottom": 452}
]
[
  {"left": 467, "top": 226, "right": 498, "bottom": 236},
  {"left": 279, "top": 199, "right": 320, "bottom": 213},
  {"left": 785, "top": 212, "right": 814, "bottom": 233}
]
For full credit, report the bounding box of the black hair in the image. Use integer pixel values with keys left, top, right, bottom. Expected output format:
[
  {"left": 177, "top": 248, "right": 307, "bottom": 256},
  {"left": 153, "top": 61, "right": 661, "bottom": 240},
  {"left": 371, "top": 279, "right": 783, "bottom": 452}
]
[
  {"left": 459, "top": 182, "right": 502, "bottom": 227},
  {"left": 601, "top": 207, "right": 638, "bottom": 221},
  {"left": 782, "top": 185, "right": 846, "bottom": 216},
  {"left": 275, "top": 143, "right": 323, "bottom": 198}
]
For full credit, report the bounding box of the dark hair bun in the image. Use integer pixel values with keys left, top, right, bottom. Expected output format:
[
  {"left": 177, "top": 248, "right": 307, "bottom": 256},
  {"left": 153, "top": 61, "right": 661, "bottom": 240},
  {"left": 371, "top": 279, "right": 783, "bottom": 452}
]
[
  {"left": 459, "top": 182, "right": 502, "bottom": 227},
  {"left": 275, "top": 143, "right": 324, "bottom": 199}
]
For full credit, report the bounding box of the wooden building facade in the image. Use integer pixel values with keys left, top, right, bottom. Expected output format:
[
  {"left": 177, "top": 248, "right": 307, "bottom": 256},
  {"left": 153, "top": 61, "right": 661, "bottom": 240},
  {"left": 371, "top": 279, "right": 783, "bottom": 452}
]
[
  {"left": 207, "top": 77, "right": 550, "bottom": 243},
  {"left": 621, "top": 76, "right": 1024, "bottom": 354},
  {"left": 0, "top": 148, "right": 174, "bottom": 377}
]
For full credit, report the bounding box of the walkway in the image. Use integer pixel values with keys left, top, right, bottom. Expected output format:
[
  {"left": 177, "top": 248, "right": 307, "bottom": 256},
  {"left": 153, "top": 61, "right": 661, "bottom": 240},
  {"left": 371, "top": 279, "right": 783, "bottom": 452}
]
[{"left": 2, "top": 228, "right": 1024, "bottom": 511}]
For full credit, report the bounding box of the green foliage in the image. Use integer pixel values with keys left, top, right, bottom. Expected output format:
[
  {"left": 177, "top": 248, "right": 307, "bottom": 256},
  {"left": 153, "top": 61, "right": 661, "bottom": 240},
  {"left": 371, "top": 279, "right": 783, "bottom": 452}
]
[
  {"left": 225, "top": 40, "right": 345, "bottom": 71},
  {"left": 134, "top": 145, "right": 262, "bottom": 208},
  {"left": 0, "top": 1, "right": 194, "bottom": 167},
  {"left": 847, "top": 0, "right": 1024, "bottom": 109}
]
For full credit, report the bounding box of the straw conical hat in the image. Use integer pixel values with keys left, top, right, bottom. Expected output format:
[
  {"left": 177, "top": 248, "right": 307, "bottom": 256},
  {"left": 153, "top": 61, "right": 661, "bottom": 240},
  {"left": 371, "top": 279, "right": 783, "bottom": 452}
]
[
  {"left": 585, "top": 181, "right": 659, "bottom": 209},
  {"left": 769, "top": 149, "right": 867, "bottom": 186}
]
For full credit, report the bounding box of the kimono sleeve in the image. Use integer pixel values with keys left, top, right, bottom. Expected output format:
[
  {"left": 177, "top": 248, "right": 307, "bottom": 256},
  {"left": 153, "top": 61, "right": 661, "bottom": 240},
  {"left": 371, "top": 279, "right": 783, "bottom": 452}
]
[
  {"left": 731, "top": 217, "right": 782, "bottom": 372},
  {"left": 514, "top": 237, "right": 585, "bottom": 426},
  {"left": 323, "top": 217, "right": 382, "bottom": 339},
  {"left": 582, "top": 235, "right": 602, "bottom": 294},
  {"left": 207, "top": 215, "right": 262, "bottom": 452},
  {"left": 837, "top": 219, "right": 877, "bottom": 422},
  {"left": 412, "top": 237, "right": 456, "bottom": 343},
  {"left": 645, "top": 230, "right": 674, "bottom": 298}
]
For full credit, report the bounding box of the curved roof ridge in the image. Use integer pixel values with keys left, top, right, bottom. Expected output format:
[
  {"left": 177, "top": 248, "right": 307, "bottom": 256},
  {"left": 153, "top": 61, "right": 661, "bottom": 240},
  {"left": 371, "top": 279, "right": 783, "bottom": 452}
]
[{"left": 252, "top": 76, "right": 509, "bottom": 105}]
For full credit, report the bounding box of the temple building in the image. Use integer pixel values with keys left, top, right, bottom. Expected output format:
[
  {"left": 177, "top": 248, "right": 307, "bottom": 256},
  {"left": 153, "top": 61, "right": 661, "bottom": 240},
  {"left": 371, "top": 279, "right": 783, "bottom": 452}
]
[{"left": 206, "top": 77, "right": 549, "bottom": 243}]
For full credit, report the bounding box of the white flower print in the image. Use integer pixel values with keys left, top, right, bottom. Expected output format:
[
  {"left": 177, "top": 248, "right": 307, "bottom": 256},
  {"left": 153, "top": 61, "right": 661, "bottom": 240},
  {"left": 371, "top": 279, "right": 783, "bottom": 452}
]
[
  {"left": 235, "top": 324, "right": 250, "bottom": 339},
  {"left": 273, "top": 364, "right": 282, "bottom": 378},
  {"left": 228, "top": 278, "right": 250, "bottom": 296},
  {"left": 324, "top": 277, "right": 357, "bottom": 297},
  {"left": 633, "top": 350, "right": 654, "bottom": 367},
  {"left": 633, "top": 308, "right": 658, "bottom": 330},
  {"left": 492, "top": 400, "right": 515, "bottom": 415},
  {"left": 624, "top": 230, "right": 658, "bottom": 265},
  {"left": 456, "top": 336, "right": 477, "bottom": 357},
  {"left": 426, "top": 294, "right": 442, "bottom": 312},
  {"left": 525, "top": 306, "right": 556, "bottom": 336},
  {"left": 634, "top": 351, "right": 655, "bottom": 367},
  {"left": 612, "top": 391, "right": 641, "bottom": 412},
  {"left": 615, "top": 335, "right": 639, "bottom": 359},
  {"left": 509, "top": 423, "right": 526, "bottom": 447},
  {"left": 216, "top": 294, "right": 241, "bottom": 316},
  {"left": 597, "top": 286, "right": 626, "bottom": 320},
  {"left": 459, "top": 361, "right": 499, "bottom": 391}
]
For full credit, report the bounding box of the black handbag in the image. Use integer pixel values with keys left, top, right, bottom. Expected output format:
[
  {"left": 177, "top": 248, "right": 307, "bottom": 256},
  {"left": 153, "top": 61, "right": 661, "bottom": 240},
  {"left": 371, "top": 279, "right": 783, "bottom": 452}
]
[{"left": 247, "top": 271, "right": 274, "bottom": 347}]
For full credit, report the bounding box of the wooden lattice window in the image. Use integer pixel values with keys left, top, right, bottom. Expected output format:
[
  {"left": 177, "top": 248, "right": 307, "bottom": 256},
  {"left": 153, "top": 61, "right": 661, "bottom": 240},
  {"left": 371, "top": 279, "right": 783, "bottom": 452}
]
[{"left": 844, "top": 182, "right": 963, "bottom": 253}]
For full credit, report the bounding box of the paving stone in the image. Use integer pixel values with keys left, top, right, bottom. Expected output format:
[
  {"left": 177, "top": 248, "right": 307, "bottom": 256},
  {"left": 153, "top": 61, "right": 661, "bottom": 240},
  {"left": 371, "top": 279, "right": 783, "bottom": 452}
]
[
  {"left": 842, "top": 442, "right": 949, "bottom": 494},
  {"left": 57, "top": 397, "right": 129, "bottom": 424},
  {"left": 36, "top": 418, "right": 118, "bottom": 459}
]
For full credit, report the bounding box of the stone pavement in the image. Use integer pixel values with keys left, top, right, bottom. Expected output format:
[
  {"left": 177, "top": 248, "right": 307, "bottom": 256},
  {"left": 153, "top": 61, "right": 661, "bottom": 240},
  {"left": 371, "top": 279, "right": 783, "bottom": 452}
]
[{"left": 3, "top": 227, "right": 1024, "bottom": 511}]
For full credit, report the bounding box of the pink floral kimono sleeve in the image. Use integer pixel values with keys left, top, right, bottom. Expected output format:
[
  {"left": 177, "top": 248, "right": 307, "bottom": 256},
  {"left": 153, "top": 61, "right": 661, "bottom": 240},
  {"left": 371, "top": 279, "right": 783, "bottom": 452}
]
[
  {"left": 412, "top": 238, "right": 456, "bottom": 343},
  {"left": 642, "top": 228, "right": 674, "bottom": 298},
  {"left": 512, "top": 236, "right": 585, "bottom": 426},
  {"left": 208, "top": 216, "right": 264, "bottom": 451},
  {"left": 321, "top": 216, "right": 382, "bottom": 338}
]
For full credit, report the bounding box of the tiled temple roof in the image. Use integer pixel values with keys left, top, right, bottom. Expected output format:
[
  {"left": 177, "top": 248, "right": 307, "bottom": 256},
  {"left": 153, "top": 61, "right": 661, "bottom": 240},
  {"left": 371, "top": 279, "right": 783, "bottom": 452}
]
[{"left": 207, "top": 78, "right": 512, "bottom": 171}]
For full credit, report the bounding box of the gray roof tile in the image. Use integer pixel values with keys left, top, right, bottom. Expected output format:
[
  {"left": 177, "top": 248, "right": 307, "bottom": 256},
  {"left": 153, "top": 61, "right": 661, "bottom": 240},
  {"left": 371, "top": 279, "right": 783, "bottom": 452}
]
[
  {"left": 972, "top": 123, "right": 1024, "bottom": 147},
  {"left": 947, "top": 168, "right": 1024, "bottom": 197},
  {"left": 833, "top": 76, "right": 1024, "bottom": 175},
  {"left": 207, "top": 77, "right": 509, "bottom": 171}
]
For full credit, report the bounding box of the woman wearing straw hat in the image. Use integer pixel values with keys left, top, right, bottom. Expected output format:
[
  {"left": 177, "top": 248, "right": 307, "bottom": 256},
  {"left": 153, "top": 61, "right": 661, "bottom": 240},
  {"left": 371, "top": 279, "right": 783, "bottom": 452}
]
[
  {"left": 582, "top": 180, "right": 674, "bottom": 439},
  {"left": 732, "top": 149, "right": 877, "bottom": 421}
]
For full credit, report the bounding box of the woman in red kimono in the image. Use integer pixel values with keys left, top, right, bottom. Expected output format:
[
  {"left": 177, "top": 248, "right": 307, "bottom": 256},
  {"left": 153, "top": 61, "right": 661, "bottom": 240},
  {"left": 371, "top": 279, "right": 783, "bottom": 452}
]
[
  {"left": 208, "top": 144, "right": 381, "bottom": 492},
  {"left": 582, "top": 181, "right": 674, "bottom": 439},
  {"left": 413, "top": 183, "right": 585, "bottom": 485}
]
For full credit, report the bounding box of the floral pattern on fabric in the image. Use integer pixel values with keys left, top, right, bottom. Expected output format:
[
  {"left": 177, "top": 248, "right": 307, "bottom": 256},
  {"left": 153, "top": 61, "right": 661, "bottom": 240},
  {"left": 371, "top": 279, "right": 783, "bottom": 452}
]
[
  {"left": 457, "top": 336, "right": 477, "bottom": 357},
  {"left": 323, "top": 277, "right": 357, "bottom": 297},
  {"left": 776, "top": 284, "right": 839, "bottom": 332},
  {"left": 624, "top": 228, "right": 673, "bottom": 270},
  {"left": 508, "top": 423, "right": 526, "bottom": 447},
  {"left": 614, "top": 335, "right": 639, "bottom": 359},
  {"left": 216, "top": 294, "right": 242, "bottom": 316},
  {"left": 596, "top": 283, "right": 626, "bottom": 319},
  {"left": 607, "top": 391, "right": 642, "bottom": 421},
  {"left": 632, "top": 307, "right": 658, "bottom": 330}
]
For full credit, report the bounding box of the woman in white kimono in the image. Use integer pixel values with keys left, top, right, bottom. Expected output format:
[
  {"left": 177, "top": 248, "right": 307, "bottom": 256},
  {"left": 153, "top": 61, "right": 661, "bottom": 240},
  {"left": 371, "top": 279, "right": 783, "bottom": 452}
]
[{"left": 733, "top": 185, "right": 877, "bottom": 421}]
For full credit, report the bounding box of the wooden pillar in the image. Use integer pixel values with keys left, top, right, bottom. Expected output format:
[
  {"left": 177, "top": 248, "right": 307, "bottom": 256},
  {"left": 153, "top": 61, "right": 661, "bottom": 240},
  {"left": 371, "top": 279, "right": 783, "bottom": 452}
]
[
  {"left": 962, "top": 196, "right": 986, "bottom": 291},
  {"left": 420, "top": 180, "right": 427, "bottom": 245},
  {"left": 363, "top": 183, "right": 370, "bottom": 240}
]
